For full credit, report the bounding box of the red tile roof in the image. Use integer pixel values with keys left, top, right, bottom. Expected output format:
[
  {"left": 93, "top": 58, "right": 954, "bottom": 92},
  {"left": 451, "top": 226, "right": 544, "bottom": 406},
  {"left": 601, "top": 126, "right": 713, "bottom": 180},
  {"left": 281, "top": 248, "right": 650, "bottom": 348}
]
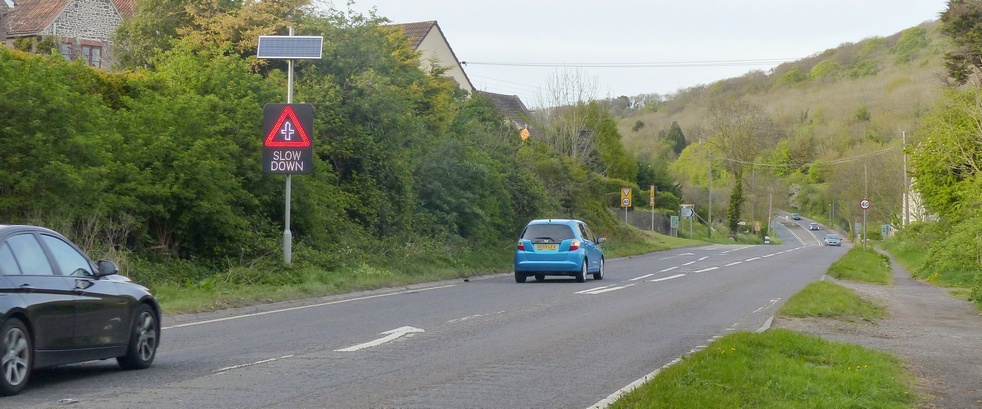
[
  {"left": 112, "top": 0, "right": 135, "bottom": 18},
  {"left": 5, "top": 0, "right": 133, "bottom": 36},
  {"left": 5, "top": 0, "right": 69, "bottom": 36}
]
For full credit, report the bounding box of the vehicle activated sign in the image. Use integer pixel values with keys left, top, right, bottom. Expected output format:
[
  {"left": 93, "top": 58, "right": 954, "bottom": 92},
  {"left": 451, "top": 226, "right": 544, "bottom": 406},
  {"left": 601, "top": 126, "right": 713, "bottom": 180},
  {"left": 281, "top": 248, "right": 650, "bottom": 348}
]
[{"left": 263, "top": 103, "right": 313, "bottom": 174}]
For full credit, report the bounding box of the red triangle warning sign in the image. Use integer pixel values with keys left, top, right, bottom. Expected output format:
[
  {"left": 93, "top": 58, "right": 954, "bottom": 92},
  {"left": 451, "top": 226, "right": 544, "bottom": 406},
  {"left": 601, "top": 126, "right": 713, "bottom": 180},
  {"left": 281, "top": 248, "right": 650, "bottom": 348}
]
[{"left": 264, "top": 106, "right": 312, "bottom": 148}]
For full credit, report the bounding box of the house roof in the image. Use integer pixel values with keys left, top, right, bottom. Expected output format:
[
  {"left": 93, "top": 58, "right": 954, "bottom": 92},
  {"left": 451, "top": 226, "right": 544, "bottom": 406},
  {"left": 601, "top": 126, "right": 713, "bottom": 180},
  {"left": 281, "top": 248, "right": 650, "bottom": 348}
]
[
  {"left": 476, "top": 91, "right": 535, "bottom": 133},
  {"left": 4, "top": 0, "right": 134, "bottom": 36},
  {"left": 389, "top": 20, "right": 436, "bottom": 49},
  {"left": 112, "top": 0, "right": 135, "bottom": 18},
  {"left": 4, "top": 0, "right": 69, "bottom": 36}
]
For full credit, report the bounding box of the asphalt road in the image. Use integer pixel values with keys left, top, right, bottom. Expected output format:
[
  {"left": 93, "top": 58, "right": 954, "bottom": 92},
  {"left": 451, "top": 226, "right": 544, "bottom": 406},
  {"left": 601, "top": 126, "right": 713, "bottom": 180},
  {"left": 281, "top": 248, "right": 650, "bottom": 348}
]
[{"left": 8, "top": 217, "right": 846, "bottom": 409}]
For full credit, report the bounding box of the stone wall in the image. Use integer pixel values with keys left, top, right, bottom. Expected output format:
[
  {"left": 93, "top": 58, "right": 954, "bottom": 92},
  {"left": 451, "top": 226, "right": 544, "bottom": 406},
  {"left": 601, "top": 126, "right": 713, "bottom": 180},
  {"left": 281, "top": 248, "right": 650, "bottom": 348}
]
[{"left": 44, "top": 0, "right": 121, "bottom": 43}]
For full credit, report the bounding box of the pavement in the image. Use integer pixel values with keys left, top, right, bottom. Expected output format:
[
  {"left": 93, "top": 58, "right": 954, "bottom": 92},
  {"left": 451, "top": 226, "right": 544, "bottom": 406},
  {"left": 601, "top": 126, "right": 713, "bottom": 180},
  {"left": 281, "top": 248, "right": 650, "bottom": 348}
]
[{"left": 770, "top": 251, "right": 982, "bottom": 409}]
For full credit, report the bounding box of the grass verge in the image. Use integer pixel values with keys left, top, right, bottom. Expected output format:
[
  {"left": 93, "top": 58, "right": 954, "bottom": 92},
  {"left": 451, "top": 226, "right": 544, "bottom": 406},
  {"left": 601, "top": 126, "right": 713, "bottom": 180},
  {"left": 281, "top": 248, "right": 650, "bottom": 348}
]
[
  {"left": 778, "top": 280, "right": 887, "bottom": 321},
  {"left": 609, "top": 330, "right": 914, "bottom": 409},
  {"left": 827, "top": 247, "right": 892, "bottom": 284}
]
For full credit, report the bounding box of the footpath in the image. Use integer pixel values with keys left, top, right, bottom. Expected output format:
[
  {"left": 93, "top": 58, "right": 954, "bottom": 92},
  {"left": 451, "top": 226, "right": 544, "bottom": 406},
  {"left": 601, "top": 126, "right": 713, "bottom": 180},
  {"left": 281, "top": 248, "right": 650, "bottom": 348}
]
[{"left": 771, "top": 252, "right": 982, "bottom": 409}]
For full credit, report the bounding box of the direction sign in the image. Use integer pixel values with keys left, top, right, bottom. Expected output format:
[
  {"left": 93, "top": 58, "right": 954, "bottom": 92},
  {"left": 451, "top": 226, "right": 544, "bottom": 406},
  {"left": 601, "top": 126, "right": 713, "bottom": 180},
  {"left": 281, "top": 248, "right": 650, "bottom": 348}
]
[
  {"left": 263, "top": 103, "right": 314, "bottom": 174},
  {"left": 860, "top": 198, "right": 871, "bottom": 210},
  {"left": 649, "top": 185, "right": 656, "bottom": 206},
  {"left": 681, "top": 206, "right": 694, "bottom": 218}
]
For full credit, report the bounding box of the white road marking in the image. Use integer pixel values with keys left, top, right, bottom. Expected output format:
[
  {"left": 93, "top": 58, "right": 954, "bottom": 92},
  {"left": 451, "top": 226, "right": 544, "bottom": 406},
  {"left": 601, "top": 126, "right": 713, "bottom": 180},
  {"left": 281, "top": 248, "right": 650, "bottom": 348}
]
[
  {"left": 659, "top": 266, "right": 678, "bottom": 272},
  {"left": 163, "top": 285, "right": 455, "bottom": 330},
  {"left": 752, "top": 299, "right": 782, "bottom": 314},
  {"left": 682, "top": 261, "right": 696, "bottom": 266},
  {"left": 588, "top": 357, "right": 684, "bottom": 409},
  {"left": 446, "top": 311, "right": 505, "bottom": 324},
  {"left": 648, "top": 274, "right": 685, "bottom": 282},
  {"left": 335, "top": 326, "right": 425, "bottom": 352},
  {"left": 576, "top": 285, "right": 612, "bottom": 294},
  {"left": 217, "top": 355, "right": 294, "bottom": 373},
  {"left": 724, "top": 261, "right": 742, "bottom": 267},
  {"left": 745, "top": 257, "right": 760, "bottom": 261},
  {"left": 578, "top": 284, "right": 635, "bottom": 295},
  {"left": 762, "top": 253, "right": 776, "bottom": 258},
  {"left": 630, "top": 274, "right": 655, "bottom": 281},
  {"left": 695, "top": 267, "right": 718, "bottom": 273},
  {"left": 697, "top": 256, "right": 709, "bottom": 261}
]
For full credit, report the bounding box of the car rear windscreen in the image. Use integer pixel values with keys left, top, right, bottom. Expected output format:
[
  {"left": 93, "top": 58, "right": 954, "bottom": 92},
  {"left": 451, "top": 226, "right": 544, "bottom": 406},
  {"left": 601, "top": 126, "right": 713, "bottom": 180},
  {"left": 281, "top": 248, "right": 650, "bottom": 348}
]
[{"left": 522, "top": 224, "right": 574, "bottom": 241}]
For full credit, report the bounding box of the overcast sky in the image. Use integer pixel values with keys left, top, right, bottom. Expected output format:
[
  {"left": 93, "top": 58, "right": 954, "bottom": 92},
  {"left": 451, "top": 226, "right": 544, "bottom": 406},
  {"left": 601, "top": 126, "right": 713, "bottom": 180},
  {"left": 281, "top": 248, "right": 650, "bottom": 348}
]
[{"left": 340, "top": 1, "right": 949, "bottom": 106}]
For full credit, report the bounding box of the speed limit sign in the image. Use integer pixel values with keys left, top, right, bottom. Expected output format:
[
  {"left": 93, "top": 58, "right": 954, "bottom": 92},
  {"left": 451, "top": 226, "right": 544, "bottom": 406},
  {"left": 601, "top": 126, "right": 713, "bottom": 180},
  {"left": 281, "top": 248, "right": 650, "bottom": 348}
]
[{"left": 860, "top": 198, "right": 871, "bottom": 210}]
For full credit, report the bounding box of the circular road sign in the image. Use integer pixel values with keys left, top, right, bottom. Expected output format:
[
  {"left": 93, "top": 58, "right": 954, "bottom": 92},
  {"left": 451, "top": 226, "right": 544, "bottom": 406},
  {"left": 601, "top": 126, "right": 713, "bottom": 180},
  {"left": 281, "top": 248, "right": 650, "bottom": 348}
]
[{"left": 860, "top": 198, "right": 871, "bottom": 210}]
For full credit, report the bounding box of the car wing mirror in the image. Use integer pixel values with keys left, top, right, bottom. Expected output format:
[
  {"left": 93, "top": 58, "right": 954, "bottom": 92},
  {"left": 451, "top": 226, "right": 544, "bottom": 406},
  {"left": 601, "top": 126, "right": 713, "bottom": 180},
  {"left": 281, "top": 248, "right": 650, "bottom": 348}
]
[
  {"left": 597, "top": 237, "right": 606, "bottom": 244},
  {"left": 96, "top": 260, "right": 119, "bottom": 277}
]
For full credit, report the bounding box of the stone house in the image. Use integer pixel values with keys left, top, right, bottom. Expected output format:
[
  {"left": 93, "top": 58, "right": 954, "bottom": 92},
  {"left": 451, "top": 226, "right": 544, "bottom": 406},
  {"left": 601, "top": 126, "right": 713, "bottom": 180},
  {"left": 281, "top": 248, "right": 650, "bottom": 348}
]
[{"left": 1, "top": 0, "right": 134, "bottom": 69}]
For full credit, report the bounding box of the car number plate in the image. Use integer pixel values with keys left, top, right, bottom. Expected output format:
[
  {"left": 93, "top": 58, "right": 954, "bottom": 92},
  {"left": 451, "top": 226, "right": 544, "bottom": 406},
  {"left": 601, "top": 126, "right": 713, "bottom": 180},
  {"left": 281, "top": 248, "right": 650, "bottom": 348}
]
[{"left": 535, "top": 244, "right": 558, "bottom": 250}]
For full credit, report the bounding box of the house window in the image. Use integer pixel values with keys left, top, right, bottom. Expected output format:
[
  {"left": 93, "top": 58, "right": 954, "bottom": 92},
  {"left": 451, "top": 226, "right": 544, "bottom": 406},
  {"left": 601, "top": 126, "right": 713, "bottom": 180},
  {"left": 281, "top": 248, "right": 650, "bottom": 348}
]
[
  {"left": 81, "top": 45, "right": 101, "bottom": 68},
  {"left": 59, "top": 43, "right": 71, "bottom": 60}
]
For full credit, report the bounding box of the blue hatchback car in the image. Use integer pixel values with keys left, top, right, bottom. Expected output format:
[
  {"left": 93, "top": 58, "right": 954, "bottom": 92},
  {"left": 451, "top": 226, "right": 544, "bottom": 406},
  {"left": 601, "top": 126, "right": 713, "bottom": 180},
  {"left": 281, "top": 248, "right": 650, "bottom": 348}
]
[{"left": 514, "top": 219, "right": 605, "bottom": 283}]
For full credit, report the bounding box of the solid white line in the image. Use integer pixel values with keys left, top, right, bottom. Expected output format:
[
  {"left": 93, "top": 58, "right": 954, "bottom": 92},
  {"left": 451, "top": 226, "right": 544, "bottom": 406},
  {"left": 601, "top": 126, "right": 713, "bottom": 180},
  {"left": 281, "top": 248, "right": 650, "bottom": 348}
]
[
  {"left": 587, "top": 357, "right": 683, "bottom": 409},
  {"left": 335, "top": 326, "right": 425, "bottom": 352},
  {"left": 695, "top": 267, "right": 718, "bottom": 273},
  {"left": 724, "top": 261, "right": 742, "bottom": 267},
  {"left": 217, "top": 355, "right": 294, "bottom": 373},
  {"left": 163, "top": 285, "right": 455, "bottom": 330},
  {"left": 659, "top": 266, "right": 678, "bottom": 272},
  {"left": 629, "top": 274, "right": 655, "bottom": 281},
  {"left": 648, "top": 273, "right": 685, "bottom": 282}
]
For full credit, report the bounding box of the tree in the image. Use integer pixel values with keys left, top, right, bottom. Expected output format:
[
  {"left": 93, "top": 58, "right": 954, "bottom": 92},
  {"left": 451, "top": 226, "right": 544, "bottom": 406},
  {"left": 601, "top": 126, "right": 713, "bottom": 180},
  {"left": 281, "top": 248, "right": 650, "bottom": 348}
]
[
  {"left": 666, "top": 121, "right": 688, "bottom": 155},
  {"left": 705, "top": 100, "right": 781, "bottom": 234},
  {"left": 940, "top": 0, "right": 982, "bottom": 85}
]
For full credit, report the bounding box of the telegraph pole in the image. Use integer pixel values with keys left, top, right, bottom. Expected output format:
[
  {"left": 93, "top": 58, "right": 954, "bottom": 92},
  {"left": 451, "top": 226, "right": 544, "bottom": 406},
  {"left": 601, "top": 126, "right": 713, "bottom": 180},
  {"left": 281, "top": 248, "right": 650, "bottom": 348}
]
[
  {"left": 708, "top": 148, "right": 712, "bottom": 238},
  {"left": 903, "top": 131, "right": 909, "bottom": 226}
]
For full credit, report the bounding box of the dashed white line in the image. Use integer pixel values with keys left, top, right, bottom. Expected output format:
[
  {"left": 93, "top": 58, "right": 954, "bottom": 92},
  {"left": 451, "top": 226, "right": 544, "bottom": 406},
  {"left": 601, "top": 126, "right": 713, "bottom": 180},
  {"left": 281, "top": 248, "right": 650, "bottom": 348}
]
[
  {"left": 660, "top": 266, "right": 678, "bottom": 273},
  {"left": 217, "top": 355, "right": 294, "bottom": 373},
  {"left": 649, "top": 274, "right": 685, "bottom": 282},
  {"left": 576, "top": 285, "right": 612, "bottom": 294},
  {"left": 745, "top": 257, "right": 760, "bottom": 262},
  {"left": 695, "top": 267, "right": 718, "bottom": 273},
  {"left": 682, "top": 261, "right": 696, "bottom": 266},
  {"left": 724, "top": 261, "right": 742, "bottom": 267},
  {"left": 630, "top": 273, "right": 655, "bottom": 281}
]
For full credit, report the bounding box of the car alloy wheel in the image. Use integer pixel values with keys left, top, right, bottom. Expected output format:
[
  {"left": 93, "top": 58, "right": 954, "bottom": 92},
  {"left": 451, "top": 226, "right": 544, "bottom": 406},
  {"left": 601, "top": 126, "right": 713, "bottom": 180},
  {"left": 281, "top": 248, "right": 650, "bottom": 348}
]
[
  {"left": 1, "top": 319, "right": 31, "bottom": 396},
  {"left": 593, "top": 258, "right": 604, "bottom": 280},
  {"left": 576, "top": 261, "right": 587, "bottom": 283},
  {"left": 118, "top": 305, "right": 159, "bottom": 370}
]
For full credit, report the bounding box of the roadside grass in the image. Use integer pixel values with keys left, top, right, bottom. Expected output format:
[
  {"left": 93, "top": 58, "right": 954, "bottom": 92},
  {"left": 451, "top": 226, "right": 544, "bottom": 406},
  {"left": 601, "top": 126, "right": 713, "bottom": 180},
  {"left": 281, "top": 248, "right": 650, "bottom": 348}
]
[
  {"left": 827, "top": 247, "right": 892, "bottom": 284},
  {"left": 610, "top": 233, "right": 916, "bottom": 408},
  {"left": 608, "top": 329, "right": 914, "bottom": 409},
  {"left": 778, "top": 280, "right": 888, "bottom": 321}
]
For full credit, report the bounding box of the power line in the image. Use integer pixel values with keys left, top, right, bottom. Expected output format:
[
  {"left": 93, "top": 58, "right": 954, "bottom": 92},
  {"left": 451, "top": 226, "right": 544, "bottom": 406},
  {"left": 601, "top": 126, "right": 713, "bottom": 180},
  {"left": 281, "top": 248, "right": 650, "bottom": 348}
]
[
  {"left": 720, "top": 146, "right": 899, "bottom": 168},
  {"left": 461, "top": 58, "right": 799, "bottom": 69}
]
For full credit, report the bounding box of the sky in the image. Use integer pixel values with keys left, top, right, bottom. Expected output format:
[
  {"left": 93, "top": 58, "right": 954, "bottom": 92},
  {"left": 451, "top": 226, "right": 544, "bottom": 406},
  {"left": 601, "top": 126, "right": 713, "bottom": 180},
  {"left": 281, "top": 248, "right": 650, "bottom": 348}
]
[{"left": 338, "top": 0, "right": 950, "bottom": 107}]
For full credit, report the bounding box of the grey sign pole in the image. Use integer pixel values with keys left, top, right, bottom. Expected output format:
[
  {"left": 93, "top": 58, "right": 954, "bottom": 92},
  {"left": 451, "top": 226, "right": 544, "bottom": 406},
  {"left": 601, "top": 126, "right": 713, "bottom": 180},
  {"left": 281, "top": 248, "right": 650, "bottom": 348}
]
[{"left": 257, "top": 28, "right": 324, "bottom": 265}]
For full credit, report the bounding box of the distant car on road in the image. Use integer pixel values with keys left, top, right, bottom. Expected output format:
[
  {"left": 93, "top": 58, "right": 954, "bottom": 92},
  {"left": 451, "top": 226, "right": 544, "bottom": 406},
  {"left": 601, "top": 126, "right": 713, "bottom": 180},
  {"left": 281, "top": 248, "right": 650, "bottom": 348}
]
[
  {"left": 791, "top": 213, "right": 801, "bottom": 220},
  {"left": 0, "top": 224, "right": 161, "bottom": 396},
  {"left": 824, "top": 233, "right": 842, "bottom": 246},
  {"left": 514, "top": 219, "right": 605, "bottom": 283},
  {"left": 809, "top": 222, "right": 819, "bottom": 230}
]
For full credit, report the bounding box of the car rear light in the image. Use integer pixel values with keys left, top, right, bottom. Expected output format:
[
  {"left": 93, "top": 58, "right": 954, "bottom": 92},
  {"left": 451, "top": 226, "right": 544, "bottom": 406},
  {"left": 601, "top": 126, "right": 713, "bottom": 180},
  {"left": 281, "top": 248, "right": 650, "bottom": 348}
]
[
  {"left": 517, "top": 239, "right": 525, "bottom": 251},
  {"left": 569, "top": 239, "right": 581, "bottom": 251}
]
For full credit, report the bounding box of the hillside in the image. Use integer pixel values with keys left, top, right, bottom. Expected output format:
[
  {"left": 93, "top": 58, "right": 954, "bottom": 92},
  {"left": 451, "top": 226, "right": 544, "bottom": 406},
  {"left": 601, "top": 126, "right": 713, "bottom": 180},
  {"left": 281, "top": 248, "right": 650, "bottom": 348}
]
[{"left": 616, "top": 20, "right": 945, "bottom": 231}]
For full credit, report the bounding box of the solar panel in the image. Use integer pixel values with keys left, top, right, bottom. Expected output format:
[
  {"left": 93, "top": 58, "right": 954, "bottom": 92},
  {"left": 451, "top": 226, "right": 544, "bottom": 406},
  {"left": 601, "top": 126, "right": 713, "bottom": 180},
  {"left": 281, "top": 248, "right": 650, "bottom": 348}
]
[{"left": 257, "top": 36, "right": 324, "bottom": 59}]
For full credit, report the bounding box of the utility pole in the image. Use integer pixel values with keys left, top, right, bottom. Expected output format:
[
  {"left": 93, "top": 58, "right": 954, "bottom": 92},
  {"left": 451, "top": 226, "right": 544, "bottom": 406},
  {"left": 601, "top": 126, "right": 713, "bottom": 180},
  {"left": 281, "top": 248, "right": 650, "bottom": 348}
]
[
  {"left": 708, "top": 150, "right": 714, "bottom": 237},
  {"left": 903, "top": 131, "right": 910, "bottom": 226},
  {"left": 767, "top": 190, "right": 773, "bottom": 237}
]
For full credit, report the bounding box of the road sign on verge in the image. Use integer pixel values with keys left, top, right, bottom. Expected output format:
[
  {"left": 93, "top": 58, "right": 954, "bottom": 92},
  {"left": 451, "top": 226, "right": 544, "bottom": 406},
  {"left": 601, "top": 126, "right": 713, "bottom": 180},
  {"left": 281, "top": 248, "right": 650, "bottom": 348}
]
[
  {"left": 263, "top": 103, "right": 313, "bottom": 174},
  {"left": 621, "top": 187, "right": 632, "bottom": 208},
  {"left": 860, "top": 198, "right": 871, "bottom": 210}
]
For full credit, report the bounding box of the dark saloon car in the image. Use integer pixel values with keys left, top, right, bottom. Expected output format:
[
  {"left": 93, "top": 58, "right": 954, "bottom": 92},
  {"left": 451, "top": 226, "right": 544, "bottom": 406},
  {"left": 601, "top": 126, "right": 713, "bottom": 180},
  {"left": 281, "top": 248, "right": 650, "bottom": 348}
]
[
  {"left": 0, "top": 225, "right": 161, "bottom": 396},
  {"left": 514, "top": 219, "right": 605, "bottom": 283}
]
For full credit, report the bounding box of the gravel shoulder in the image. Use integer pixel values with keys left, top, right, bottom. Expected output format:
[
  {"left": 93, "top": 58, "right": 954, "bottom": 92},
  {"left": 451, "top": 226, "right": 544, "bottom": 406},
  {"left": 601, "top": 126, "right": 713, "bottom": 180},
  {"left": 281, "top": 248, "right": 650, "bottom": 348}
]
[{"left": 770, "top": 251, "right": 982, "bottom": 409}]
